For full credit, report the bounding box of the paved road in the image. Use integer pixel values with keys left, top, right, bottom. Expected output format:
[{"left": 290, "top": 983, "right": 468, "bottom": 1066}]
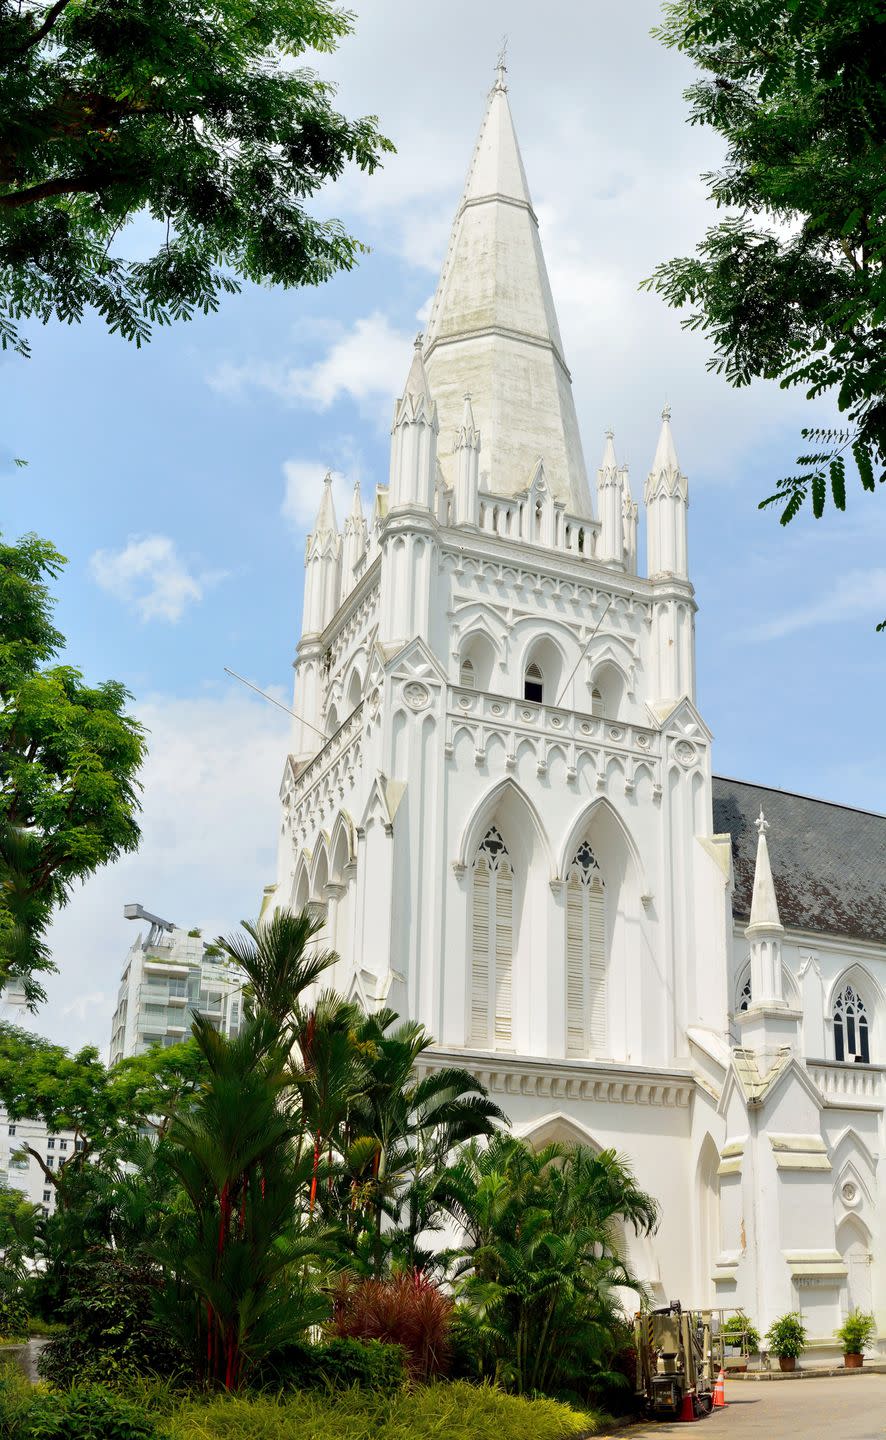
[{"left": 601, "top": 1375, "right": 886, "bottom": 1439}]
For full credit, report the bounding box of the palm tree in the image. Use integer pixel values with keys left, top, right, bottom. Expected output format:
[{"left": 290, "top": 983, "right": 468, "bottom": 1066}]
[
  {"left": 215, "top": 910, "right": 336, "bottom": 1034},
  {"left": 157, "top": 1013, "right": 331, "bottom": 1389},
  {"left": 441, "top": 1134, "right": 659, "bottom": 1398},
  {"left": 345, "top": 1014, "right": 506, "bottom": 1273}
]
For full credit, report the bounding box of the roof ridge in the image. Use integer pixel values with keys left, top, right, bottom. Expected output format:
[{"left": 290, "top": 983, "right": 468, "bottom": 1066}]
[{"left": 712, "top": 773, "right": 886, "bottom": 823}]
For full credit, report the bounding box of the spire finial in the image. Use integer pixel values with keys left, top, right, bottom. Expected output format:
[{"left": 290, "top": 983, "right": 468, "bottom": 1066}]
[
  {"left": 414, "top": 332, "right": 424, "bottom": 351},
  {"left": 755, "top": 808, "right": 769, "bottom": 837},
  {"left": 661, "top": 402, "right": 671, "bottom": 423},
  {"left": 494, "top": 36, "right": 508, "bottom": 92},
  {"left": 605, "top": 426, "right": 614, "bottom": 440}
]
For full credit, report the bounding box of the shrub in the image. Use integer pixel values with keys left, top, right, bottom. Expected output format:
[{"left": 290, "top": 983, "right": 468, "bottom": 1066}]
[
  {"left": 722, "top": 1311, "right": 761, "bottom": 1355},
  {"left": 166, "top": 1380, "right": 602, "bottom": 1440},
  {"left": 37, "top": 1255, "right": 188, "bottom": 1389},
  {"left": 836, "top": 1310, "right": 876, "bottom": 1355},
  {"left": 261, "top": 1337, "right": 406, "bottom": 1394},
  {"left": 0, "top": 1378, "right": 161, "bottom": 1440},
  {"left": 0, "top": 1288, "right": 29, "bottom": 1341},
  {"left": 332, "top": 1271, "right": 453, "bottom": 1382},
  {"left": 765, "top": 1312, "right": 807, "bottom": 1359}
]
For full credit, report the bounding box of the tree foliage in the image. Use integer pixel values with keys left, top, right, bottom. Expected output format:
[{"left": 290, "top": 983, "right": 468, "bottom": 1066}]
[
  {"left": 0, "top": 910, "right": 659, "bottom": 1404},
  {"left": 0, "top": 531, "right": 145, "bottom": 1003},
  {"left": 0, "top": 0, "right": 393, "bottom": 355},
  {"left": 645, "top": 0, "right": 886, "bottom": 557},
  {"left": 441, "top": 1134, "right": 659, "bottom": 1399}
]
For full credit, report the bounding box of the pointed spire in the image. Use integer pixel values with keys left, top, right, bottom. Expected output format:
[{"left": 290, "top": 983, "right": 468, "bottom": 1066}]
[
  {"left": 645, "top": 405, "right": 689, "bottom": 579},
  {"left": 348, "top": 476, "right": 363, "bottom": 521},
  {"left": 314, "top": 471, "right": 338, "bottom": 536},
  {"left": 456, "top": 392, "right": 480, "bottom": 451},
  {"left": 748, "top": 809, "right": 783, "bottom": 933},
  {"left": 454, "top": 392, "right": 481, "bottom": 526},
  {"left": 599, "top": 429, "right": 618, "bottom": 477},
  {"left": 389, "top": 337, "right": 438, "bottom": 511},
  {"left": 651, "top": 403, "right": 680, "bottom": 476},
  {"left": 422, "top": 72, "right": 590, "bottom": 513},
  {"left": 597, "top": 430, "right": 625, "bottom": 565},
  {"left": 403, "top": 333, "right": 434, "bottom": 405}
]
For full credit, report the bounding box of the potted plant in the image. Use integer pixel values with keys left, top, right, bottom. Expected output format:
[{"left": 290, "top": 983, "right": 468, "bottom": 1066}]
[
  {"left": 836, "top": 1310, "right": 875, "bottom": 1368},
  {"left": 765, "top": 1312, "right": 807, "bottom": 1371},
  {"left": 721, "top": 1312, "right": 761, "bottom": 1371}
]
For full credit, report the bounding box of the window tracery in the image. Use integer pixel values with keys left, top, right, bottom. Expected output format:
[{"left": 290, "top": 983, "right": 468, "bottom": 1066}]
[{"left": 834, "top": 983, "right": 870, "bottom": 1064}]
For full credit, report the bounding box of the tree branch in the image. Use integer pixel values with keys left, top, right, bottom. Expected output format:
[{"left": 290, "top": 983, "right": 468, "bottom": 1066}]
[
  {"left": 20, "top": 1141, "right": 56, "bottom": 1187},
  {"left": 0, "top": 175, "right": 102, "bottom": 210},
  {"left": 19, "top": 0, "right": 73, "bottom": 52}
]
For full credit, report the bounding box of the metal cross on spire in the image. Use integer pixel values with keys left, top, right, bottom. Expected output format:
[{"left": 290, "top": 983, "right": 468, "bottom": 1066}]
[{"left": 494, "top": 35, "right": 508, "bottom": 91}]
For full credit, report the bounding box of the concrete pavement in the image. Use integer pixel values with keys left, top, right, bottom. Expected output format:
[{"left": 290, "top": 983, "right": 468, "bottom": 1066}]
[{"left": 600, "top": 1374, "right": 886, "bottom": 1439}]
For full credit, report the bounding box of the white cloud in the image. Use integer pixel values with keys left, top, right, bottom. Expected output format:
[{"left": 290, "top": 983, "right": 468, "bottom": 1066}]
[
  {"left": 756, "top": 568, "right": 886, "bottom": 640},
  {"left": 281, "top": 461, "right": 356, "bottom": 532},
  {"left": 208, "top": 312, "right": 413, "bottom": 415},
  {"left": 90, "top": 535, "right": 223, "bottom": 623},
  {"left": 29, "top": 688, "right": 289, "bottom": 1054}
]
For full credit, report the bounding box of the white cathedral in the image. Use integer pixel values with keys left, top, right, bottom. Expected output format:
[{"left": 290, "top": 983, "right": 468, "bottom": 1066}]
[{"left": 269, "top": 68, "right": 886, "bottom": 1348}]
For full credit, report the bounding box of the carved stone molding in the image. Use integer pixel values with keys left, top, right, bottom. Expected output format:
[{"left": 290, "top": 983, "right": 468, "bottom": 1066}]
[{"left": 417, "top": 1049, "right": 694, "bottom": 1109}]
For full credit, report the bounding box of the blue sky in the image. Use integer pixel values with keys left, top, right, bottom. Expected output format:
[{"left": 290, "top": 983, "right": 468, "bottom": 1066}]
[{"left": 3, "top": 0, "right": 885, "bottom": 1052}]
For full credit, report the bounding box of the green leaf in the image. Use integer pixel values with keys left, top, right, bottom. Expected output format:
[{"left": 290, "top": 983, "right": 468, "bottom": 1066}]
[{"left": 829, "top": 456, "right": 846, "bottom": 511}]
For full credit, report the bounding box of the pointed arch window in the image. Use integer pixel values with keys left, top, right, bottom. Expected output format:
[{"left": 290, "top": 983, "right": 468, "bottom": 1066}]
[
  {"left": 591, "top": 687, "right": 604, "bottom": 718},
  {"left": 739, "top": 975, "right": 752, "bottom": 1012},
  {"left": 460, "top": 658, "right": 475, "bottom": 690},
  {"left": 523, "top": 662, "right": 543, "bottom": 703},
  {"left": 565, "top": 840, "right": 606, "bottom": 1056},
  {"left": 470, "top": 826, "right": 514, "bottom": 1048},
  {"left": 833, "top": 983, "right": 870, "bottom": 1064}
]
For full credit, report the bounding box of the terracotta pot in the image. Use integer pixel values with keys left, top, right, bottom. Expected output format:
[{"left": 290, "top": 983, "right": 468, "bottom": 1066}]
[
  {"left": 778, "top": 1356, "right": 796, "bottom": 1372},
  {"left": 844, "top": 1353, "right": 863, "bottom": 1369}
]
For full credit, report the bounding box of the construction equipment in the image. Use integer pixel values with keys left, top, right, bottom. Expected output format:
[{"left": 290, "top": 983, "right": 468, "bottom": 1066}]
[{"left": 634, "top": 1303, "right": 723, "bottom": 1420}]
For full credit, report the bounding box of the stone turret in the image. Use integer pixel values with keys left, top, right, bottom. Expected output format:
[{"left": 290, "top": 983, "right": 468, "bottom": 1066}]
[
  {"left": 453, "top": 393, "right": 481, "bottom": 526},
  {"left": 341, "top": 478, "right": 368, "bottom": 601},
  {"left": 738, "top": 810, "right": 801, "bottom": 1070},
  {"left": 596, "top": 430, "right": 625, "bottom": 566},
  {"left": 644, "top": 405, "right": 688, "bottom": 579},
  {"left": 389, "top": 337, "right": 438, "bottom": 513}
]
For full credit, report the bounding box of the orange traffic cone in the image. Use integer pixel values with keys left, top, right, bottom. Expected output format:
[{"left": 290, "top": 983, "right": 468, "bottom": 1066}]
[
  {"left": 679, "top": 1390, "right": 697, "bottom": 1422},
  {"left": 712, "top": 1368, "right": 727, "bottom": 1408}
]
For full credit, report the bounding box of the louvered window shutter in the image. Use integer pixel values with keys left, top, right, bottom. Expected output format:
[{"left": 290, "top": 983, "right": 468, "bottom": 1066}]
[
  {"left": 471, "top": 856, "right": 491, "bottom": 1044},
  {"left": 566, "top": 874, "right": 585, "bottom": 1055},
  {"left": 587, "top": 880, "right": 606, "bottom": 1052},
  {"left": 564, "top": 844, "right": 606, "bottom": 1057},
  {"left": 494, "top": 859, "right": 513, "bottom": 1045}
]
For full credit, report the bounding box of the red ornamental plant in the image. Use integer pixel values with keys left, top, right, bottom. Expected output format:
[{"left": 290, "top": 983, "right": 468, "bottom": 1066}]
[{"left": 332, "top": 1270, "right": 454, "bottom": 1382}]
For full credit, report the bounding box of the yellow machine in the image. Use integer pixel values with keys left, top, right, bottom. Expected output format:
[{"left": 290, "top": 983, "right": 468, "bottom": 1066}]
[{"left": 633, "top": 1303, "right": 724, "bottom": 1420}]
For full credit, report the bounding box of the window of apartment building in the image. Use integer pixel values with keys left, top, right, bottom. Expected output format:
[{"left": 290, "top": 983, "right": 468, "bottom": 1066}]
[
  {"left": 75, "top": 1139, "right": 84, "bottom": 1152},
  {"left": 46, "top": 1155, "right": 54, "bottom": 1167},
  {"left": 47, "top": 1137, "right": 55, "bottom": 1149},
  {"left": 7, "top": 1124, "right": 15, "bottom": 1136},
  {"left": 43, "top": 1190, "right": 51, "bottom": 1203},
  {"left": 59, "top": 1139, "right": 68, "bottom": 1151}
]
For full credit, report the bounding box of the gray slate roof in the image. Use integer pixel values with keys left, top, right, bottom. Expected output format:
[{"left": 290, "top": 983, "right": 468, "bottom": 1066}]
[{"left": 712, "top": 776, "right": 886, "bottom": 945}]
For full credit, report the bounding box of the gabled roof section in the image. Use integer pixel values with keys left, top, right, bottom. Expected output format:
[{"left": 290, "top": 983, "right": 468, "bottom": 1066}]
[
  {"left": 713, "top": 776, "right": 886, "bottom": 944},
  {"left": 423, "top": 68, "right": 591, "bottom": 516}
]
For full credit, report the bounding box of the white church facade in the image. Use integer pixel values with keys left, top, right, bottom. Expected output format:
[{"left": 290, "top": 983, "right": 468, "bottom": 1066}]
[{"left": 269, "top": 68, "right": 886, "bottom": 1348}]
